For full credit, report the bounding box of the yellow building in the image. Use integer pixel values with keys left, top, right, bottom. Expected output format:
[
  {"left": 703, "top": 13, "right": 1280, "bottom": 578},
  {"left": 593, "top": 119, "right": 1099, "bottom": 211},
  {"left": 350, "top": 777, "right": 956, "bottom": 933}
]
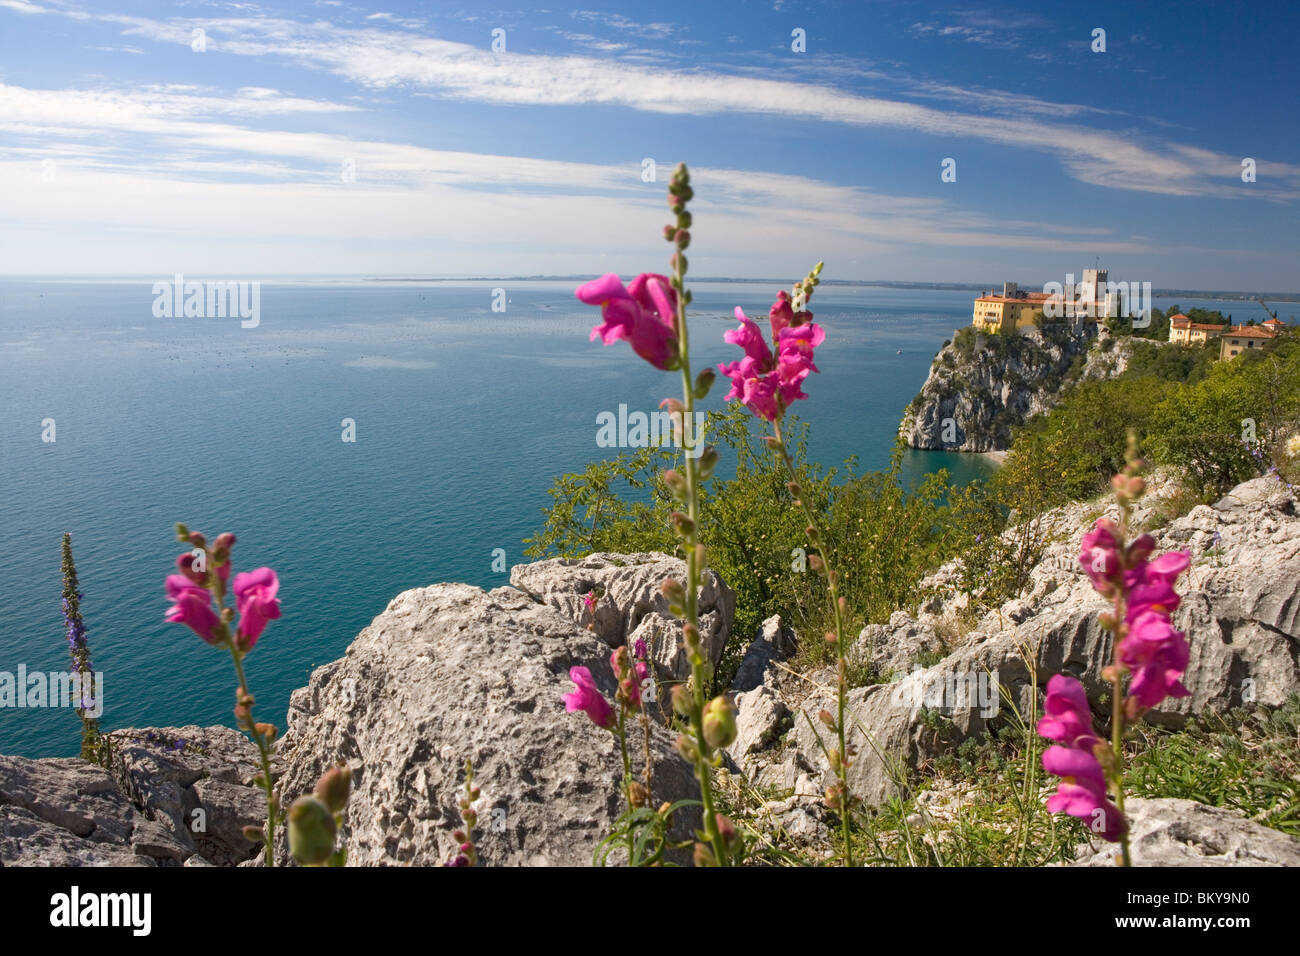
[
  {"left": 1168, "top": 313, "right": 1225, "bottom": 346},
  {"left": 972, "top": 282, "right": 1053, "bottom": 334},
  {"left": 1219, "top": 322, "right": 1279, "bottom": 360}
]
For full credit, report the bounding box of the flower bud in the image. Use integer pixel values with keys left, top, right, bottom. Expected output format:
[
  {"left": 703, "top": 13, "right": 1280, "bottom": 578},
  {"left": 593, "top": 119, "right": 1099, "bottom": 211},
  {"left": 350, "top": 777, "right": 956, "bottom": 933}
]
[
  {"left": 663, "top": 224, "right": 677, "bottom": 242},
  {"left": 628, "top": 781, "right": 650, "bottom": 808},
  {"left": 674, "top": 733, "right": 698, "bottom": 762},
  {"left": 288, "top": 796, "right": 337, "bottom": 865},
  {"left": 697, "top": 445, "right": 719, "bottom": 481},
  {"left": 660, "top": 577, "right": 685, "bottom": 605},
  {"left": 693, "top": 841, "right": 716, "bottom": 868},
  {"left": 682, "top": 622, "right": 699, "bottom": 651},
  {"left": 818, "top": 708, "right": 836, "bottom": 729},
  {"left": 692, "top": 367, "right": 714, "bottom": 399},
  {"left": 662, "top": 469, "right": 687, "bottom": 499},
  {"left": 241, "top": 824, "right": 264, "bottom": 843},
  {"left": 671, "top": 511, "right": 695, "bottom": 538},
  {"left": 314, "top": 762, "right": 353, "bottom": 814},
  {"left": 675, "top": 229, "right": 691, "bottom": 249},
  {"left": 188, "top": 532, "right": 207, "bottom": 549},
  {"left": 671, "top": 684, "right": 693, "bottom": 717},
  {"left": 254, "top": 722, "right": 278, "bottom": 744},
  {"left": 175, "top": 522, "right": 190, "bottom": 542},
  {"left": 703, "top": 696, "right": 737, "bottom": 750},
  {"left": 715, "top": 813, "right": 743, "bottom": 862}
]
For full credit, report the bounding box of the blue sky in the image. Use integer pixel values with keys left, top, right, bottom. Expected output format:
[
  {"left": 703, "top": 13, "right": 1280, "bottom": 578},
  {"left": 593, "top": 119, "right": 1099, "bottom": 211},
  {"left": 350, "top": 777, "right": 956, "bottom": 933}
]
[{"left": 1, "top": 0, "right": 1297, "bottom": 289}]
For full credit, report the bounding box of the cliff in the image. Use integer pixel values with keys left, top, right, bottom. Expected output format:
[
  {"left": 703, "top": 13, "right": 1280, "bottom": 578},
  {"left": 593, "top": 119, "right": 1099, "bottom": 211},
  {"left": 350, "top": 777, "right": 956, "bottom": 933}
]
[
  {"left": 2, "top": 482, "right": 1297, "bottom": 866},
  {"left": 898, "top": 322, "right": 1132, "bottom": 452}
]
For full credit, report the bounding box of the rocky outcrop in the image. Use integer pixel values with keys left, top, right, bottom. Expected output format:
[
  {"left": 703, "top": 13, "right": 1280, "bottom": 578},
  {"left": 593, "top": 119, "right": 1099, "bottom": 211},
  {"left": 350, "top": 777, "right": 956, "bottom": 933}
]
[
  {"left": 732, "top": 614, "right": 797, "bottom": 692},
  {"left": 734, "top": 476, "right": 1300, "bottom": 806},
  {"left": 0, "top": 726, "right": 264, "bottom": 866},
  {"left": 1069, "top": 798, "right": 1300, "bottom": 866},
  {"left": 510, "top": 552, "right": 735, "bottom": 682},
  {"left": 272, "top": 582, "right": 701, "bottom": 866},
  {"left": 899, "top": 323, "right": 1099, "bottom": 452}
]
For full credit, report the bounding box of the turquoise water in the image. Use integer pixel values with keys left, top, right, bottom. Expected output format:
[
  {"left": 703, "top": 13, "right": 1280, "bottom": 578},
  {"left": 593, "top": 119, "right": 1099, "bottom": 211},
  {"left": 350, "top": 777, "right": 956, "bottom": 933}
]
[{"left": 0, "top": 279, "right": 994, "bottom": 757}]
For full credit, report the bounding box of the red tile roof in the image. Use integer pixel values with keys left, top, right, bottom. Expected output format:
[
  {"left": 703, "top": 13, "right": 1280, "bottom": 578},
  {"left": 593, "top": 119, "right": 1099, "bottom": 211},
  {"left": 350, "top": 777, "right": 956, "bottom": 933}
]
[
  {"left": 1224, "top": 325, "right": 1276, "bottom": 339},
  {"left": 975, "top": 292, "right": 1052, "bottom": 303}
]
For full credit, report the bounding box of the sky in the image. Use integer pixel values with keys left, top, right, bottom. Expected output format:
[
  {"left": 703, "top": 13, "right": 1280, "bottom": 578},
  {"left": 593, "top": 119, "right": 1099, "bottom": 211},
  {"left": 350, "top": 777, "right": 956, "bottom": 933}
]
[{"left": 0, "top": 0, "right": 1297, "bottom": 289}]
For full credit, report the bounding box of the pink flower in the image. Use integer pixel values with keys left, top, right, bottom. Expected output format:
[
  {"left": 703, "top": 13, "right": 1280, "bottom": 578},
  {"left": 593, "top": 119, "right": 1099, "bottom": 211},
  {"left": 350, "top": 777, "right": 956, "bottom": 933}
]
[
  {"left": 563, "top": 666, "right": 614, "bottom": 729},
  {"left": 233, "top": 567, "right": 281, "bottom": 650},
  {"left": 719, "top": 365, "right": 781, "bottom": 421},
  {"left": 723, "top": 310, "right": 773, "bottom": 366},
  {"left": 768, "top": 289, "right": 812, "bottom": 338},
  {"left": 1124, "top": 550, "right": 1190, "bottom": 623},
  {"left": 1037, "top": 675, "right": 1126, "bottom": 841},
  {"left": 164, "top": 574, "right": 222, "bottom": 644},
  {"left": 1119, "top": 610, "right": 1191, "bottom": 709},
  {"left": 718, "top": 304, "right": 825, "bottom": 422},
  {"left": 577, "top": 273, "right": 680, "bottom": 371},
  {"left": 1079, "top": 519, "right": 1122, "bottom": 592}
]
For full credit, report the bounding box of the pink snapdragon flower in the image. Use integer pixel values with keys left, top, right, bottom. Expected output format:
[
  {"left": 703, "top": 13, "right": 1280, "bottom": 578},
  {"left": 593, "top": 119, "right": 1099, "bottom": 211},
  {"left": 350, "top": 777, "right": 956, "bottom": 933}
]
[
  {"left": 233, "top": 567, "right": 281, "bottom": 650},
  {"left": 1078, "top": 519, "right": 1122, "bottom": 592},
  {"left": 718, "top": 305, "right": 825, "bottom": 422},
  {"left": 1119, "top": 610, "right": 1191, "bottom": 710},
  {"left": 768, "top": 289, "right": 811, "bottom": 338},
  {"left": 564, "top": 665, "right": 615, "bottom": 729},
  {"left": 577, "top": 273, "right": 680, "bottom": 371},
  {"left": 164, "top": 575, "right": 222, "bottom": 644},
  {"left": 1038, "top": 675, "right": 1125, "bottom": 842},
  {"left": 1124, "top": 551, "right": 1190, "bottom": 623}
]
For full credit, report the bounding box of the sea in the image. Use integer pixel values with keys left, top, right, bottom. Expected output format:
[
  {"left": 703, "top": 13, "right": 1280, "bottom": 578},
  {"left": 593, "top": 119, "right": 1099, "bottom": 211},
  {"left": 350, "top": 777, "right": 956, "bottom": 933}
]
[{"left": 0, "top": 279, "right": 1252, "bottom": 757}]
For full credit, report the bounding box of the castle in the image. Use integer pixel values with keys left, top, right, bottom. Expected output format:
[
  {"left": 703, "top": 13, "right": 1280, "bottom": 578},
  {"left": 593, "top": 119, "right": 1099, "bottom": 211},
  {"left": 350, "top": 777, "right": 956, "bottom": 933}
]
[{"left": 971, "top": 269, "right": 1124, "bottom": 335}]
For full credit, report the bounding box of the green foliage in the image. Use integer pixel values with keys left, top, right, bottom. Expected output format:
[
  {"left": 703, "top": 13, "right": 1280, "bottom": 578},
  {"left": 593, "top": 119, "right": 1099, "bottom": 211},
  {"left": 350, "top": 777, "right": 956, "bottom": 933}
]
[
  {"left": 1147, "top": 336, "right": 1300, "bottom": 495},
  {"left": 527, "top": 407, "right": 977, "bottom": 690},
  {"left": 1124, "top": 337, "right": 1216, "bottom": 384},
  {"left": 1003, "top": 375, "right": 1177, "bottom": 502},
  {"left": 1129, "top": 698, "right": 1300, "bottom": 836},
  {"left": 523, "top": 442, "right": 679, "bottom": 558}
]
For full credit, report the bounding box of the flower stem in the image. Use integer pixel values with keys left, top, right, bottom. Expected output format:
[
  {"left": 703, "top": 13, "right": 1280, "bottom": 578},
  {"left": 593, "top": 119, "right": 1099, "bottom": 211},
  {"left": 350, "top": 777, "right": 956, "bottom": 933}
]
[
  {"left": 771, "top": 418, "right": 853, "bottom": 867},
  {"left": 228, "top": 644, "right": 277, "bottom": 867},
  {"left": 674, "top": 269, "right": 728, "bottom": 869},
  {"left": 1110, "top": 501, "right": 1134, "bottom": 868}
]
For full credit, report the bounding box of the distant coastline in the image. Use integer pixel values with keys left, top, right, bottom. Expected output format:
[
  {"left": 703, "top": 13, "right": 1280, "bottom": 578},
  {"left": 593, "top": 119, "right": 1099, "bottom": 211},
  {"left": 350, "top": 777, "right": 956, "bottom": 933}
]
[{"left": 4, "top": 275, "right": 1298, "bottom": 301}]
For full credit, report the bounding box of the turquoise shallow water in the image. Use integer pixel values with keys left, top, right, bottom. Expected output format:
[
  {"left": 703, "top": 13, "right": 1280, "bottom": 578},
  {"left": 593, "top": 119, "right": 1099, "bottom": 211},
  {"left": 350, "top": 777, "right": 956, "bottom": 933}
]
[{"left": 0, "top": 279, "right": 999, "bottom": 757}]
